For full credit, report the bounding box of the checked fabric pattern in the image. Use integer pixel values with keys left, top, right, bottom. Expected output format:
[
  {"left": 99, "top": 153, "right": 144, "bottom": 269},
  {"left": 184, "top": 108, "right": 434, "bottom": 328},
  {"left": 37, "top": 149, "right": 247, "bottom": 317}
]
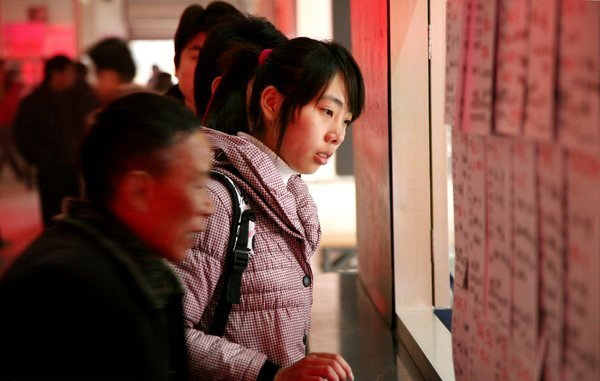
[{"left": 170, "top": 128, "right": 321, "bottom": 381}]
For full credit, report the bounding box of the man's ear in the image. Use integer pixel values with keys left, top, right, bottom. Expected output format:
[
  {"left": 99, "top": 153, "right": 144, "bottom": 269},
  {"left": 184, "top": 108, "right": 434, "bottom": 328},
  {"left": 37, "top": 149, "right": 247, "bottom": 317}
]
[
  {"left": 211, "top": 76, "right": 222, "bottom": 95},
  {"left": 120, "top": 170, "right": 154, "bottom": 212},
  {"left": 260, "top": 85, "right": 282, "bottom": 124}
]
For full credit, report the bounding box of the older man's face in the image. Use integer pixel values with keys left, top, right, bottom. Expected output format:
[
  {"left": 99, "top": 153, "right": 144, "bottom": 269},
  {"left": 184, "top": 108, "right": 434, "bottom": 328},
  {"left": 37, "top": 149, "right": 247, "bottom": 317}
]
[{"left": 145, "top": 130, "right": 213, "bottom": 262}]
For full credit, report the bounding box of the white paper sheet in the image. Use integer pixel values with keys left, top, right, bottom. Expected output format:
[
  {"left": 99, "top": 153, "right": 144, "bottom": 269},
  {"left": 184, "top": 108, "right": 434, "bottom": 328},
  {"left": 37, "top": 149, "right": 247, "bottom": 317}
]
[
  {"left": 537, "top": 143, "right": 566, "bottom": 381},
  {"left": 557, "top": 0, "right": 600, "bottom": 154},
  {"left": 494, "top": 0, "right": 529, "bottom": 135},
  {"left": 462, "top": 0, "right": 497, "bottom": 135},
  {"left": 564, "top": 151, "right": 600, "bottom": 381},
  {"left": 485, "top": 136, "right": 512, "bottom": 335},
  {"left": 470, "top": 317, "right": 497, "bottom": 381},
  {"left": 453, "top": 127, "right": 470, "bottom": 290},
  {"left": 523, "top": 0, "right": 559, "bottom": 141},
  {"left": 511, "top": 140, "right": 539, "bottom": 355},
  {"left": 445, "top": 0, "right": 469, "bottom": 128},
  {"left": 509, "top": 345, "right": 544, "bottom": 381},
  {"left": 466, "top": 135, "right": 487, "bottom": 315},
  {"left": 452, "top": 126, "right": 471, "bottom": 381}
]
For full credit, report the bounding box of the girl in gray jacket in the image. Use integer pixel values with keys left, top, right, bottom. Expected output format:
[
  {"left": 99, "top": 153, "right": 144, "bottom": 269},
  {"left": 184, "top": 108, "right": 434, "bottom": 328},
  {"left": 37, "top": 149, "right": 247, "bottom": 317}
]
[{"left": 172, "top": 37, "right": 365, "bottom": 381}]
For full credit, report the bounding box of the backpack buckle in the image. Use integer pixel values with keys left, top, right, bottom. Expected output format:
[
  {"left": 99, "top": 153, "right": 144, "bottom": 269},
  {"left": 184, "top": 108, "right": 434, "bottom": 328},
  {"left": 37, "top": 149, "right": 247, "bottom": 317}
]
[{"left": 232, "top": 247, "right": 250, "bottom": 274}]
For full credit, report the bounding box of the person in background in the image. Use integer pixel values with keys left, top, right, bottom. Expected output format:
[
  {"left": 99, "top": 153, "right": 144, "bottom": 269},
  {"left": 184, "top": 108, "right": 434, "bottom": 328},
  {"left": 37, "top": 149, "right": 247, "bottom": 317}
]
[
  {"left": 147, "top": 63, "right": 161, "bottom": 88},
  {"left": 154, "top": 71, "right": 174, "bottom": 93},
  {"left": 73, "top": 60, "right": 101, "bottom": 112},
  {"left": 0, "top": 61, "right": 28, "bottom": 251},
  {"left": 171, "top": 37, "right": 365, "bottom": 381},
  {"left": 0, "top": 59, "right": 27, "bottom": 183},
  {"left": 13, "top": 55, "right": 90, "bottom": 226},
  {"left": 87, "top": 37, "right": 144, "bottom": 105},
  {"left": 165, "top": 1, "right": 244, "bottom": 111},
  {"left": 0, "top": 93, "right": 213, "bottom": 381},
  {"left": 192, "top": 15, "right": 287, "bottom": 133}
]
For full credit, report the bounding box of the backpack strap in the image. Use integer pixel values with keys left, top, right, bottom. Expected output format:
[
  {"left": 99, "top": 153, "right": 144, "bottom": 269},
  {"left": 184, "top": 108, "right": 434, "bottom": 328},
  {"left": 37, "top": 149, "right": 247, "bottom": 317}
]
[{"left": 208, "top": 170, "right": 255, "bottom": 337}]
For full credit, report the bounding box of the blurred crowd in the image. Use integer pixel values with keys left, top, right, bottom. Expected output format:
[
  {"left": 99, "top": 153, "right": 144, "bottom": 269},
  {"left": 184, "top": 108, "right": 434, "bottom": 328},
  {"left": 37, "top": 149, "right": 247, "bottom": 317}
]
[
  {"left": 0, "top": 38, "right": 176, "bottom": 226},
  {"left": 0, "top": 2, "right": 365, "bottom": 381}
]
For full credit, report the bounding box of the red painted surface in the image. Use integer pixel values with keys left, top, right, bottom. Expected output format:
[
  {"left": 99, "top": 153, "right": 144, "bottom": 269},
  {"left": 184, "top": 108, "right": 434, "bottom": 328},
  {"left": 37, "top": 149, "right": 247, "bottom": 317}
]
[
  {"left": 351, "top": 0, "right": 393, "bottom": 324},
  {"left": 2, "top": 22, "right": 76, "bottom": 86}
]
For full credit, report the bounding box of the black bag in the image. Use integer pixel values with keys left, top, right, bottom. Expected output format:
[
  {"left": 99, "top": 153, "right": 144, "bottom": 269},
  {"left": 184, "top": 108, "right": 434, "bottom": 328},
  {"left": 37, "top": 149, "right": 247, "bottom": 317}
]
[{"left": 207, "top": 170, "right": 255, "bottom": 337}]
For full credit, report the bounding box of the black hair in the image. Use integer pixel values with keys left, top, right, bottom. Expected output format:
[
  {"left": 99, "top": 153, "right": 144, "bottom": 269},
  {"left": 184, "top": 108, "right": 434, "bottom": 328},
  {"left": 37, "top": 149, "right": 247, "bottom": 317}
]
[
  {"left": 200, "top": 43, "right": 258, "bottom": 134},
  {"left": 194, "top": 15, "right": 287, "bottom": 128},
  {"left": 43, "top": 55, "right": 73, "bottom": 85},
  {"left": 81, "top": 92, "right": 201, "bottom": 205},
  {"left": 74, "top": 61, "right": 88, "bottom": 82},
  {"left": 173, "top": 4, "right": 204, "bottom": 68},
  {"left": 87, "top": 37, "right": 136, "bottom": 83},
  {"left": 173, "top": 2, "right": 244, "bottom": 68},
  {"left": 248, "top": 37, "right": 365, "bottom": 151},
  {"left": 202, "top": 2, "right": 245, "bottom": 32},
  {"left": 155, "top": 72, "right": 174, "bottom": 93}
]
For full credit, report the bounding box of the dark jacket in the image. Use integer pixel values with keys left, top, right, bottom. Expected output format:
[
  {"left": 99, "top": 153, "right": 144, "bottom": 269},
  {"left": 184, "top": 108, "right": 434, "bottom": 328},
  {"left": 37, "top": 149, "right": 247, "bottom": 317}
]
[
  {"left": 14, "top": 84, "right": 96, "bottom": 169},
  {"left": 0, "top": 200, "right": 188, "bottom": 381},
  {"left": 164, "top": 84, "right": 185, "bottom": 104}
]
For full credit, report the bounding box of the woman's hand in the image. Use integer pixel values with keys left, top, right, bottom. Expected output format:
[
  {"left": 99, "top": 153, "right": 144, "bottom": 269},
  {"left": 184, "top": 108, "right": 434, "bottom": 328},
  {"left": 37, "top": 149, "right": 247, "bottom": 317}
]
[{"left": 274, "top": 352, "right": 354, "bottom": 381}]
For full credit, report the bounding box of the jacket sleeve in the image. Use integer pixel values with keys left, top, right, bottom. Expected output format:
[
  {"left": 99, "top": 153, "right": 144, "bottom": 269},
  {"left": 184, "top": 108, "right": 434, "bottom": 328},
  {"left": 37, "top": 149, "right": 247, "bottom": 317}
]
[{"left": 169, "top": 181, "right": 269, "bottom": 381}]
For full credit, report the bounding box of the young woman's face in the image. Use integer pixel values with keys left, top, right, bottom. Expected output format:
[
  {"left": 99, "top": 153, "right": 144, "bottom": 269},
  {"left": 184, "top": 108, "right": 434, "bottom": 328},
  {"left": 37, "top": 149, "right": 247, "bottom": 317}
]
[{"left": 276, "top": 72, "right": 353, "bottom": 174}]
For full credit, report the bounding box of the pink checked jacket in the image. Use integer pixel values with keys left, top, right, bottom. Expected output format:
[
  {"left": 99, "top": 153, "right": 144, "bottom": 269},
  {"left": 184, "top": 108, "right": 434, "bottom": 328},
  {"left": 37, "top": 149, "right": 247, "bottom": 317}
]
[{"left": 170, "top": 128, "right": 321, "bottom": 381}]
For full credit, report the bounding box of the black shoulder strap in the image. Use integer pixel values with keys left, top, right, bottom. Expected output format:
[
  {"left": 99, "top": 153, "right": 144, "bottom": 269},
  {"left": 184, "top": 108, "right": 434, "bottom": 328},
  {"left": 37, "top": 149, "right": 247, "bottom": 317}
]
[{"left": 208, "top": 170, "right": 255, "bottom": 337}]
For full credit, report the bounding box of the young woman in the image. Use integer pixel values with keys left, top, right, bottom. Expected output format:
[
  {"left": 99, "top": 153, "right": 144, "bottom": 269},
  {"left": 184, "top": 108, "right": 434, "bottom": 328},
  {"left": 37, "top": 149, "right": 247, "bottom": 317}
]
[{"left": 171, "top": 37, "right": 365, "bottom": 381}]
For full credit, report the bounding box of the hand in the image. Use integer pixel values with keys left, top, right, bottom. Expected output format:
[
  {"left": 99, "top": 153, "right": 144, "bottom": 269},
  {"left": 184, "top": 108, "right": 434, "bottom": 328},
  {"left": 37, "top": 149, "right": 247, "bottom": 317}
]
[{"left": 274, "top": 352, "right": 354, "bottom": 381}]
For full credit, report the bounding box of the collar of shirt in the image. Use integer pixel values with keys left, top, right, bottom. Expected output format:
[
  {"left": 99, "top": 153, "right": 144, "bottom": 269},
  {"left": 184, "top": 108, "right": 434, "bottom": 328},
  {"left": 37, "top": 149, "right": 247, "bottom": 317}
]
[{"left": 238, "top": 131, "right": 297, "bottom": 185}]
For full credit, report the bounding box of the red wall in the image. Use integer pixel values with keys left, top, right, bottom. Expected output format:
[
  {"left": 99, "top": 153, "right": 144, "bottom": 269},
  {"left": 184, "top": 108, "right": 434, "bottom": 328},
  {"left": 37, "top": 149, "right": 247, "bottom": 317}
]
[{"left": 351, "top": 0, "right": 393, "bottom": 324}]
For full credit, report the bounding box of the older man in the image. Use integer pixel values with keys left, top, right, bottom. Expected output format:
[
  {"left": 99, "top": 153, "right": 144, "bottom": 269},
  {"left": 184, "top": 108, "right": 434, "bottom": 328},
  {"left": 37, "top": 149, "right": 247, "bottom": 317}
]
[{"left": 0, "top": 93, "right": 212, "bottom": 381}]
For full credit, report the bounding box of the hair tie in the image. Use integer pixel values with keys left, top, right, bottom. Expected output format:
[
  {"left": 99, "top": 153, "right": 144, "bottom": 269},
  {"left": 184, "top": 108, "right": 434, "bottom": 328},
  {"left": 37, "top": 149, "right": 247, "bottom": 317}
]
[{"left": 258, "top": 48, "right": 272, "bottom": 66}]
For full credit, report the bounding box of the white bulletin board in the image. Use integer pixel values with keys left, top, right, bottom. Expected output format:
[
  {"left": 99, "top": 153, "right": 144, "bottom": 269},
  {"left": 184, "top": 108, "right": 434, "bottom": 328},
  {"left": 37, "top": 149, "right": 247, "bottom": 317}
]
[{"left": 446, "top": 1, "right": 600, "bottom": 380}]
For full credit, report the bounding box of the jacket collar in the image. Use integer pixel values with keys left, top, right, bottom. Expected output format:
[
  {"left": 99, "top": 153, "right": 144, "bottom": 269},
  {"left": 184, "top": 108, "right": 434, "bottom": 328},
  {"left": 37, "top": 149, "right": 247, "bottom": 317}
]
[
  {"left": 203, "top": 128, "right": 321, "bottom": 253},
  {"left": 58, "top": 199, "right": 184, "bottom": 309},
  {"left": 237, "top": 132, "right": 297, "bottom": 185}
]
